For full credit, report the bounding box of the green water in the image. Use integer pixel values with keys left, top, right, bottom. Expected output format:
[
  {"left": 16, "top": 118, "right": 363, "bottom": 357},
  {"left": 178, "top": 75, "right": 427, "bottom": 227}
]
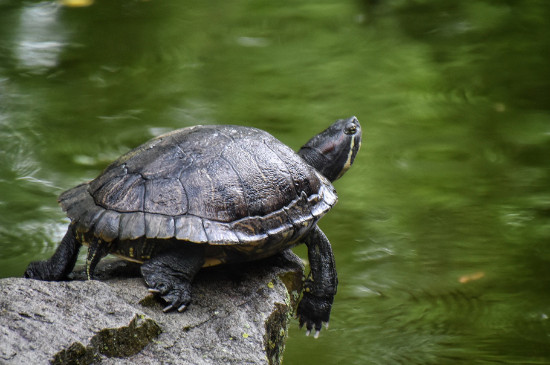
[{"left": 1, "top": 1, "right": 550, "bottom": 364}]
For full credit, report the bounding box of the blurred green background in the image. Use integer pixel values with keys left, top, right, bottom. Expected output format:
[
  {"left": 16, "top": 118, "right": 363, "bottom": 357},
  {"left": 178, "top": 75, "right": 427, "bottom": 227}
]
[{"left": 1, "top": 0, "right": 550, "bottom": 363}]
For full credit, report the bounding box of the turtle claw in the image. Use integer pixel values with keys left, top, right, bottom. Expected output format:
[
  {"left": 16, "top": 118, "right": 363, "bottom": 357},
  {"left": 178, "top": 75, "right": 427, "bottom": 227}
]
[
  {"left": 158, "top": 289, "right": 191, "bottom": 313},
  {"left": 141, "top": 257, "right": 197, "bottom": 314},
  {"left": 161, "top": 293, "right": 190, "bottom": 313},
  {"left": 304, "top": 329, "right": 320, "bottom": 339},
  {"left": 296, "top": 292, "right": 334, "bottom": 338},
  {"left": 177, "top": 303, "right": 188, "bottom": 312},
  {"left": 163, "top": 304, "right": 175, "bottom": 313},
  {"left": 143, "top": 273, "right": 192, "bottom": 313}
]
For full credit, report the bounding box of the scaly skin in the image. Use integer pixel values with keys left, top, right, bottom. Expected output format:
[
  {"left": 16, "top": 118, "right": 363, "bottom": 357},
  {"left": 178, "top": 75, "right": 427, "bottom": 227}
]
[
  {"left": 141, "top": 245, "right": 205, "bottom": 312},
  {"left": 296, "top": 226, "right": 338, "bottom": 338}
]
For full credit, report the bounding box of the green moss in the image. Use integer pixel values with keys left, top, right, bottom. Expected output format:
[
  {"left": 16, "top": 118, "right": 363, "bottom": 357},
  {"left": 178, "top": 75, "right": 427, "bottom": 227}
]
[
  {"left": 52, "top": 314, "right": 161, "bottom": 363},
  {"left": 264, "top": 303, "right": 291, "bottom": 365},
  {"left": 90, "top": 314, "right": 161, "bottom": 357},
  {"left": 278, "top": 270, "right": 304, "bottom": 310},
  {"left": 51, "top": 342, "right": 99, "bottom": 365}
]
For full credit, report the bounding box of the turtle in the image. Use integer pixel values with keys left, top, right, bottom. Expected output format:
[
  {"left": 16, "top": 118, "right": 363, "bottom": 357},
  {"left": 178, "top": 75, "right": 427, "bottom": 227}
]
[{"left": 25, "top": 116, "right": 362, "bottom": 337}]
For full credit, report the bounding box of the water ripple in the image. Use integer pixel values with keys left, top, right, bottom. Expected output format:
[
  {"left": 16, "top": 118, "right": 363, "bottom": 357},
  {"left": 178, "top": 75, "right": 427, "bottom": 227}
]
[{"left": 14, "top": 2, "right": 66, "bottom": 74}]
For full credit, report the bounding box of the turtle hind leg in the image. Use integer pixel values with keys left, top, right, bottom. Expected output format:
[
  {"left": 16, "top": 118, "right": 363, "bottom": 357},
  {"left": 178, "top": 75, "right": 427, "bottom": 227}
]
[
  {"left": 141, "top": 244, "right": 205, "bottom": 313},
  {"left": 24, "top": 224, "right": 82, "bottom": 281}
]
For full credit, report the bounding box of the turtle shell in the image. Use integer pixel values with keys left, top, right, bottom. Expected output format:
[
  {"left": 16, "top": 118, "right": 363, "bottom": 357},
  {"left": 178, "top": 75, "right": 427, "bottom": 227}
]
[{"left": 59, "top": 125, "right": 337, "bottom": 265}]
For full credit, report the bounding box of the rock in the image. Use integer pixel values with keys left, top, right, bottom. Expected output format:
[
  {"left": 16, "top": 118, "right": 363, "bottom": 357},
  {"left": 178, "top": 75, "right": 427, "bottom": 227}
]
[{"left": 0, "top": 251, "right": 304, "bottom": 365}]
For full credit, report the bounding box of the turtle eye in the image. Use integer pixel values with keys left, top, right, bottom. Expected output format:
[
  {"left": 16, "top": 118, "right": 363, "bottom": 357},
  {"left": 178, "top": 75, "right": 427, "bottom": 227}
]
[{"left": 344, "top": 123, "right": 357, "bottom": 135}]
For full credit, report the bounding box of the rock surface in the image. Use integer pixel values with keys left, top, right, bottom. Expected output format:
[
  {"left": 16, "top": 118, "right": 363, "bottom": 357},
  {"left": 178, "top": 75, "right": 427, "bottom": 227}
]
[{"left": 0, "top": 251, "right": 304, "bottom": 365}]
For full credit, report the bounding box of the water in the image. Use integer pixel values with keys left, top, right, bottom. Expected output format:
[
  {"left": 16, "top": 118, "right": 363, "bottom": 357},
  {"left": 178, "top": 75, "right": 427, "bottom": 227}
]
[{"left": 1, "top": 1, "right": 550, "bottom": 364}]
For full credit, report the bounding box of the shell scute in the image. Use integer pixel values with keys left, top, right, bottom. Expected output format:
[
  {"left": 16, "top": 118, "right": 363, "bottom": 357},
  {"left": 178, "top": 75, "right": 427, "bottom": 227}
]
[
  {"left": 259, "top": 209, "right": 295, "bottom": 243},
  {"left": 144, "top": 178, "right": 187, "bottom": 216},
  {"left": 175, "top": 215, "right": 207, "bottom": 243},
  {"left": 94, "top": 173, "right": 145, "bottom": 212},
  {"left": 119, "top": 212, "right": 145, "bottom": 241},
  {"left": 230, "top": 217, "right": 269, "bottom": 245},
  {"left": 267, "top": 142, "right": 321, "bottom": 197},
  {"left": 203, "top": 220, "right": 240, "bottom": 245},
  {"left": 127, "top": 141, "right": 191, "bottom": 180},
  {"left": 93, "top": 210, "right": 121, "bottom": 242},
  {"left": 88, "top": 164, "right": 127, "bottom": 195},
  {"left": 144, "top": 213, "right": 175, "bottom": 239}
]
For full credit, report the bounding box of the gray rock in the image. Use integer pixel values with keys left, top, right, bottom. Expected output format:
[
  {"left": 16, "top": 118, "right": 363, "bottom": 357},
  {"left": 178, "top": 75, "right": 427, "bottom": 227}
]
[{"left": 0, "top": 251, "right": 304, "bottom": 365}]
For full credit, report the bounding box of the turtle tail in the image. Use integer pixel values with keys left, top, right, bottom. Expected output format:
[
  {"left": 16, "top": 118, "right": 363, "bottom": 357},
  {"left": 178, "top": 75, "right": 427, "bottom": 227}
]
[{"left": 86, "top": 238, "right": 110, "bottom": 280}]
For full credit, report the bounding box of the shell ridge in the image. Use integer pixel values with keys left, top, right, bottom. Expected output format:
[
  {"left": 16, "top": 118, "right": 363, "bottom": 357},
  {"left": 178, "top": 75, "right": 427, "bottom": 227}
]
[
  {"left": 176, "top": 178, "right": 190, "bottom": 214},
  {"left": 89, "top": 163, "right": 129, "bottom": 196},
  {"left": 261, "top": 140, "right": 299, "bottom": 198},
  {"left": 264, "top": 208, "right": 294, "bottom": 239},
  {"left": 175, "top": 129, "right": 233, "bottom": 215},
  {"left": 219, "top": 153, "right": 252, "bottom": 218},
  {"left": 225, "top": 137, "right": 280, "bottom": 217}
]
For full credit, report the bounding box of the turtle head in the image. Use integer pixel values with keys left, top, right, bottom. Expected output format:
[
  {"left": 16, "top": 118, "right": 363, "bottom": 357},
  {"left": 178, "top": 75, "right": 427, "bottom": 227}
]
[{"left": 298, "top": 116, "right": 362, "bottom": 182}]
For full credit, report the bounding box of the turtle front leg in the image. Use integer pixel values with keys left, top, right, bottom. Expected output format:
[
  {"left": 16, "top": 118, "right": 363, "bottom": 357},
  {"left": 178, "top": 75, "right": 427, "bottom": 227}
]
[
  {"left": 24, "top": 224, "right": 82, "bottom": 281},
  {"left": 297, "top": 225, "right": 338, "bottom": 338},
  {"left": 141, "top": 244, "right": 205, "bottom": 313}
]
